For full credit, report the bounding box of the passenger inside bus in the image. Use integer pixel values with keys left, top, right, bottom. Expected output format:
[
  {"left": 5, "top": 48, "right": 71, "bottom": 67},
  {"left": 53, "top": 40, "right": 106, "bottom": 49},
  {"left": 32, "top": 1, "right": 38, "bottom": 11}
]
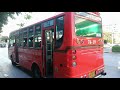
[
  {"left": 29, "top": 37, "right": 33, "bottom": 47},
  {"left": 23, "top": 38, "right": 27, "bottom": 47}
]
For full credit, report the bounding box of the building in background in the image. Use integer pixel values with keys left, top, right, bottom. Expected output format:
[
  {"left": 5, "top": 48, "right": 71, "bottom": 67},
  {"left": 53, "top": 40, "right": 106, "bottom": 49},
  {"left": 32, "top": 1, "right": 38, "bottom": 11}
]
[{"left": 103, "top": 24, "right": 120, "bottom": 44}]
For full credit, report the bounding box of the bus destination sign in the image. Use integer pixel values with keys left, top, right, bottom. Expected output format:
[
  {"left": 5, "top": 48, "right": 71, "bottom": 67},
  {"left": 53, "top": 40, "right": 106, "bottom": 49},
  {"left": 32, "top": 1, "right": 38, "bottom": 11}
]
[{"left": 75, "top": 12, "right": 101, "bottom": 22}]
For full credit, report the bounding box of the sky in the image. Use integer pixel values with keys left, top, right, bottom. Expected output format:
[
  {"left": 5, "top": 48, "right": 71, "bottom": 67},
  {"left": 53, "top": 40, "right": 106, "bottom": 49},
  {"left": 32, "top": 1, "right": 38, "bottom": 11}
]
[
  {"left": 1, "top": 12, "right": 61, "bottom": 36},
  {"left": 100, "top": 12, "right": 120, "bottom": 25},
  {"left": 1, "top": 12, "right": 120, "bottom": 36}
]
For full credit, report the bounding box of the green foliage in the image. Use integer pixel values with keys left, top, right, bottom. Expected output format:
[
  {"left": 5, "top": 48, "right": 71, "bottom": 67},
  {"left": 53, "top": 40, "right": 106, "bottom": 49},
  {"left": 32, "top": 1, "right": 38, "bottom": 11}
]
[
  {"left": 0, "top": 36, "right": 9, "bottom": 42},
  {"left": 16, "top": 23, "right": 25, "bottom": 28},
  {"left": 112, "top": 45, "right": 120, "bottom": 52},
  {"left": 0, "top": 12, "right": 21, "bottom": 33},
  {"left": 104, "top": 40, "right": 107, "bottom": 44},
  {"left": 16, "top": 13, "right": 32, "bottom": 29},
  {"left": 103, "top": 32, "right": 112, "bottom": 44},
  {"left": 24, "top": 14, "right": 32, "bottom": 20}
]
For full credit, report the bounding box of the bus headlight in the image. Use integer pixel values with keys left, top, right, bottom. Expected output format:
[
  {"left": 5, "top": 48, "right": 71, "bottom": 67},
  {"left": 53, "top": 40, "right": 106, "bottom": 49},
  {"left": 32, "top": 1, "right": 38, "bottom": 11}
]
[{"left": 72, "top": 62, "right": 77, "bottom": 67}]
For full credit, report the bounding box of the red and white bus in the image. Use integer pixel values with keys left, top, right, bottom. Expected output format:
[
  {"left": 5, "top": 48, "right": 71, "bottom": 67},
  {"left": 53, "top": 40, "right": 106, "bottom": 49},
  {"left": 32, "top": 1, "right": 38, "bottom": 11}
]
[{"left": 8, "top": 12, "right": 106, "bottom": 78}]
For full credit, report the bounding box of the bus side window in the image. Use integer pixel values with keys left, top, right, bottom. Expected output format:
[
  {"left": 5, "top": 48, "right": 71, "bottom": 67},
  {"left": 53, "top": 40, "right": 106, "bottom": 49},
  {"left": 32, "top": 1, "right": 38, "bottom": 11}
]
[
  {"left": 28, "top": 27, "right": 34, "bottom": 48},
  {"left": 35, "top": 24, "right": 41, "bottom": 48},
  {"left": 9, "top": 36, "right": 15, "bottom": 47},
  {"left": 23, "top": 38, "right": 27, "bottom": 47},
  {"left": 19, "top": 31, "right": 23, "bottom": 47},
  {"left": 55, "top": 16, "right": 64, "bottom": 48},
  {"left": 16, "top": 34, "right": 19, "bottom": 46},
  {"left": 13, "top": 43, "right": 15, "bottom": 46},
  {"left": 23, "top": 30, "right": 28, "bottom": 47}
]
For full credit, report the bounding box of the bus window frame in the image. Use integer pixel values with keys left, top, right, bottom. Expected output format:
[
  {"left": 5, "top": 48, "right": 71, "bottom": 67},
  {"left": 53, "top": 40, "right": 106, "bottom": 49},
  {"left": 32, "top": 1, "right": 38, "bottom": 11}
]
[
  {"left": 34, "top": 23, "right": 42, "bottom": 49},
  {"left": 9, "top": 33, "right": 16, "bottom": 48},
  {"left": 54, "top": 15, "right": 64, "bottom": 49},
  {"left": 19, "top": 30, "right": 24, "bottom": 48},
  {"left": 28, "top": 26, "right": 34, "bottom": 48},
  {"left": 22, "top": 28, "right": 28, "bottom": 48},
  {"left": 15, "top": 32, "right": 19, "bottom": 46},
  {"left": 74, "top": 14, "right": 103, "bottom": 38},
  {"left": 43, "top": 19, "right": 54, "bottom": 28}
]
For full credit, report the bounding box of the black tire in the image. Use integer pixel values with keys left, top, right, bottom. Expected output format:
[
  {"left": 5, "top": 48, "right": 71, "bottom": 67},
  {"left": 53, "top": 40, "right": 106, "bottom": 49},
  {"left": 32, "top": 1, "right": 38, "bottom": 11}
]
[
  {"left": 32, "top": 65, "right": 41, "bottom": 78},
  {"left": 11, "top": 56, "right": 16, "bottom": 66},
  {"left": 12, "top": 61, "right": 16, "bottom": 66}
]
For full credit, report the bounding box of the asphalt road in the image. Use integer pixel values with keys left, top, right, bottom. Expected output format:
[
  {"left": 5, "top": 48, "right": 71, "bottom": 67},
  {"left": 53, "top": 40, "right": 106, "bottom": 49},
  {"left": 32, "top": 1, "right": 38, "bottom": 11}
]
[
  {"left": 103, "top": 52, "right": 120, "bottom": 78},
  {"left": 0, "top": 47, "right": 32, "bottom": 78}
]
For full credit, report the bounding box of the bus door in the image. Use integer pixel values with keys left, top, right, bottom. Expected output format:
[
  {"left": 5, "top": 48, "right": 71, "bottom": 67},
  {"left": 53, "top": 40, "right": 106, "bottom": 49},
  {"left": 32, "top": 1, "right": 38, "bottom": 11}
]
[
  {"left": 43, "top": 28, "right": 54, "bottom": 77},
  {"left": 14, "top": 35, "right": 19, "bottom": 64}
]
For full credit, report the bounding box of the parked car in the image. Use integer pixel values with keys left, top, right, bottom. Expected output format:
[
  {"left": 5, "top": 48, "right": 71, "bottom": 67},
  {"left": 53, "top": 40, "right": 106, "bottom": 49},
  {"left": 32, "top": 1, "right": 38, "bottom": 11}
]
[{"left": 0, "top": 43, "right": 6, "bottom": 48}]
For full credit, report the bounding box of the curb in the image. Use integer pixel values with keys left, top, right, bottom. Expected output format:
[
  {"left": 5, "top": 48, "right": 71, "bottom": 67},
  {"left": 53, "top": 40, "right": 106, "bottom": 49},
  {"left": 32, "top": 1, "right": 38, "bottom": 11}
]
[
  {"left": 104, "top": 51, "right": 112, "bottom": 53},
  {"left": 104, "top": 52, "right": 110, "bottom": 53}
]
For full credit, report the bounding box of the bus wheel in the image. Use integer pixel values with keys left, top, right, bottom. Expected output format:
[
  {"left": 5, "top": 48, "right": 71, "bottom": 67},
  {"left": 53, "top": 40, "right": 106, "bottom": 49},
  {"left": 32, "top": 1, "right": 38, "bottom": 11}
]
[
  {"left": 11, "top": 56, "right": 16, "bottom": 66},
  {"left": 32, "top": 65, "right": 41, "bottom": 78},
  {"left": 12, "top": 61, "right": 16, "bottom": 66}
]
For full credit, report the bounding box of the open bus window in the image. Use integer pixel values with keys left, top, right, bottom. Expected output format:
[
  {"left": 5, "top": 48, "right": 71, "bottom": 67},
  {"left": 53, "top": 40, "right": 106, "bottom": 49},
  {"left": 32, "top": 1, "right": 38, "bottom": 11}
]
[
  {"left": 9, "top": 36, "right": 15, "bottom": 47},
  {"left": 19, "top": 31, "right": 23, "bottom": 47},
  {"left": 55, "top": 16, "right": 64, "bottom": 48},
  {"left": 35, "top": 24, "right": 41, "bottom": 48},
  {"left": 19, "top": 38, "right": 23, "bottom": 47},
  {"left": 35, "top": 24, "right": 41, "bottom": 36},
  {"left": 28, "top": 37, "right": 33, "bottom": 47},
  {"left": 23, "top": 38, "right": 27, "bottom": 47},
  {"left": 35, "top": 37, "right": 41, "bottom": 48},
  {"left": 29, "top": 28, "right": 34, "bottom": 37},
  {"left": 28, "top": 27, "right": 34, "bottom": 48},
  {"left": 23, "top": 30, "right": 28, "bottom": 47}
]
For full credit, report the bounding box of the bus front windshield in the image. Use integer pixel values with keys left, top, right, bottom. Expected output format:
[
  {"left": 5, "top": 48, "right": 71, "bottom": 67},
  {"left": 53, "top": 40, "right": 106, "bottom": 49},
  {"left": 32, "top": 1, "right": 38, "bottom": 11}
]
[{"left": 75, "top": 16, "right": 102, "bottom": 37}]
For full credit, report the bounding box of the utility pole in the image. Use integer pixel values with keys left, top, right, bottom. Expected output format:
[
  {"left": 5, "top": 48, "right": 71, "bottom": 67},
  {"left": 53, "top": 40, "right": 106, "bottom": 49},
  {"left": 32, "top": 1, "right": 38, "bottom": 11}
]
[
  {"left": 112, "top": 24, "right": 116, "bottom": 45},
  {"left": 112, "top": 31, "right": 114, "bottom": 45},
  {"left": 109, "top": 24, "right": 112, "bottom": 45}
]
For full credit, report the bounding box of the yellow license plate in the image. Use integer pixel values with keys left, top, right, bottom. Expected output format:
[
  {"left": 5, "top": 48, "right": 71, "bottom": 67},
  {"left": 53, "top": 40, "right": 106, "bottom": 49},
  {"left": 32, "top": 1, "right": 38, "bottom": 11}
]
[{"left": 89, "top": 71, "right": 95, "bottom": 78}]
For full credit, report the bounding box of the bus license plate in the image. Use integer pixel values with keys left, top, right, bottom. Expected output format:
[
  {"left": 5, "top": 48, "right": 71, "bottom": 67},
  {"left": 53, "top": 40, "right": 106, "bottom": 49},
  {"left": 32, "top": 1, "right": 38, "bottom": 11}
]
[{"left": 89, "top": 71, "right": 95, "bottom": 78}]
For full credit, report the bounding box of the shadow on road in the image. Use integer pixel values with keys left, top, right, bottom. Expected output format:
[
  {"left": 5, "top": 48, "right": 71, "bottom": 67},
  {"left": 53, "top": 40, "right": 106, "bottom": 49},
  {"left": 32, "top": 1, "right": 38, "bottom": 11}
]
[{"left": 13, "top": 65, "right": 33, "bottom": 78}]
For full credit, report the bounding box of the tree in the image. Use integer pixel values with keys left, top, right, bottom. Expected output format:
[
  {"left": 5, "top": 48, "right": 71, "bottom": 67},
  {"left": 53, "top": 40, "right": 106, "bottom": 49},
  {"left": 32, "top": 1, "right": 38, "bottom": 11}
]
[
  {"left": 0, "top": 12, "right": 21, "bottom": 33},
  {"left": 16, "top": 23, "right": 25, "bottom": 28},
  {"left": 16, "top": 13, "right": 32, "bottom": 29},
  {"left": 103, "top": 32, "right": 112, "bottom": 44},
  {"left": 24, "top": 13, "right": 32, "bottom": 20},
  {"left": 104, "top": 40, "right": 107, "bottom": 44},
  {"left": 0, "top": 36, "right": 9, "bottom": 42}
]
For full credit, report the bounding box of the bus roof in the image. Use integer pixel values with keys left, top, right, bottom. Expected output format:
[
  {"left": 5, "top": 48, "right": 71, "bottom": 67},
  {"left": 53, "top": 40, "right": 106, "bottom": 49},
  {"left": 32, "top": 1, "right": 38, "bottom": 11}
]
[
  {"left": 9, "top": 12, "right": 100, "bottom": 35},
  {"left": 10, "top": 12, "right": 65, "bottom": 35}
]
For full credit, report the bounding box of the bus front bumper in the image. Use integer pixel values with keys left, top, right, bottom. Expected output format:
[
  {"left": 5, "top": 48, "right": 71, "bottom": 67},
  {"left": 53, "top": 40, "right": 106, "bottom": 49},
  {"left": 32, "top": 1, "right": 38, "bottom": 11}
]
[{"left": 95, "top": 72, "right": 106, "bottom": 78}]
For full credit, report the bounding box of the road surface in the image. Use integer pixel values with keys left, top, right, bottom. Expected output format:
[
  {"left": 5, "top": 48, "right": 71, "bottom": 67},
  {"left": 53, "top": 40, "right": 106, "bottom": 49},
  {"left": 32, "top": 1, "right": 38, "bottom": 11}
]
[
  {"left": 103, "top": 52, "right": 120, "bottom": 78},
  {"left": 0, "top": 47, "right": 32, "bottom": 78}
]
